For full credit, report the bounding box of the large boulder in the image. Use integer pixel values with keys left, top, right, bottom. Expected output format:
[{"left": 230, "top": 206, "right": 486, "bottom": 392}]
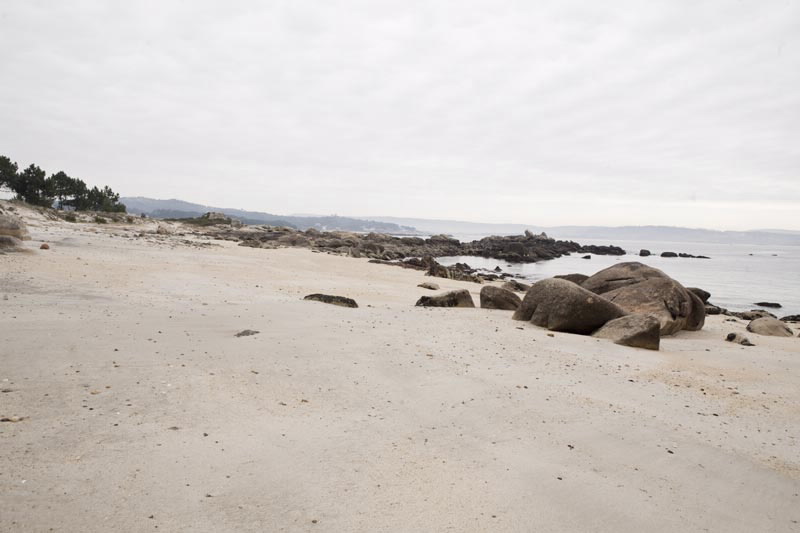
[
  {"left": 479, "top": 286, "right": 521, "bottom": 311},
  {"left": 687, "top": 287, "right": 711, "bottom": 304},
  {"left": 416, "top": 289, "right": 475, "bottom": 308},
  {"left": 746, "top": 317, "right": 793, "bottom": 337},
  {"left": 583, "top": 262, "right": 704, "bottom": 335},
  {"left": 512, "top": 278, "right": 625, "bottom": 334},
  {"left": 593, "top": 314, "right": 661, "bottom": 350},
  {"left": 0, "top": 213, "right": 30, "bottom": 240},
  {"left": 581, "top": 262, "right": 669, "bottom": 295},
  {"left": 602, "top": 277, "right": 705, "bottom": 335}
]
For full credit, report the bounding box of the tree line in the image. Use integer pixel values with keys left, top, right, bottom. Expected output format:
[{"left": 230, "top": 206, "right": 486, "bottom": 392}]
[{"left": 0, "top": 155, "right": 126, "bottom": 212}]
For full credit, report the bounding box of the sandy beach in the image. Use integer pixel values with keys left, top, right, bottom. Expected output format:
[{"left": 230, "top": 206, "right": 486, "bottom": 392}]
[{"left": 2, "top": 207, "right": 799, "bottom": 532}]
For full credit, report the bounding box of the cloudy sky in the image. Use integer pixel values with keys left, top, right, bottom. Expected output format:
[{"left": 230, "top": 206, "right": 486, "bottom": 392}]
[{"left": 1, "top": 1, "right": 798, "bottom": 229}]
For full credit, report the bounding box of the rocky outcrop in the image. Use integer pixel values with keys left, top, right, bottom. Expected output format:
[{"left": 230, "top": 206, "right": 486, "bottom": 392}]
[
  {"left": 303, "top": 294, "right": 359, "bottom": 308},
  {"left": 416, "top": 289, "right": 475, "bottom": 308},
  {"left": 781, "top": 315, "right": 800, "bottom": 322},
  {"left": 581, "top": 263, "right": 704, "bottom": 335},
  {"left": 238, "top": 228, "right": 626, "bottom": 265},
  {"left": 593, "top": 314, "right": 661, "bottom": 350},
  {"left": 0, "top": 212, "right": 30, "bottom": 240},
  {"left": 512, "top": 278, "right": 625, "bottom": 334},
  {"left": 731, "top": 309, "right": 776, "bottom": 321},
  {"left": 688, "top": 287, "right": 711, "bottom": 304},
  {"left": 746, "top": 317, "right": 793, "bottom": 337},
  {"left": 479, "top": 286, "right": 521, "bottom": 311},
  {"left": 754, "top": 302, "right": 781, "bottom": 309}
]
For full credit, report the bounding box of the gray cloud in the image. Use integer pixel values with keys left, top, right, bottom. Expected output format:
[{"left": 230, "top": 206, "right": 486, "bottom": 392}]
[{"left": 1, "top": 0, "right": 798, "bottom": 229}]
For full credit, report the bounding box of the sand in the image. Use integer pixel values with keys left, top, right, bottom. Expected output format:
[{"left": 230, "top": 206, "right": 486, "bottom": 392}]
[{"left": 1, "top": 205, "right": 799, "bottom": 532}]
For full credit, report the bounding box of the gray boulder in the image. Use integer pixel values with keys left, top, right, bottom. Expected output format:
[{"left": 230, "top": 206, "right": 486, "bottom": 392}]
[
  {"left": 416, "top": 289, "right": 475, "bottom": 308},
  {"left": 479, "top": 286, "right": 521, "bottom": 311},
  {"left": 746, "top": 317, "right": 793, "bottom": 337},
  {"left": 603, "top": 277, "right": 705, "bottom": 335},
  {"left": 512, "top": 278, "right": 625, "bottom": 334},
  {"left": 593, "top": 314, "right": 660, "bottom": 350}
]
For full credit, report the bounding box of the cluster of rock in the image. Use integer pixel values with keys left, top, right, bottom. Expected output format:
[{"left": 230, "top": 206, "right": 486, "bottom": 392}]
[
  {"left": 0, "top": 208, "right": 30, "bottom": 252},
  {"left": 232, "top": 226, "right": 624, "bottom": 264},
  {"left": 639, "top": 249, "right": 710, "bottom": 259},
  {"left": 416, "top": 262, "right": 708, "bottom": 350}
]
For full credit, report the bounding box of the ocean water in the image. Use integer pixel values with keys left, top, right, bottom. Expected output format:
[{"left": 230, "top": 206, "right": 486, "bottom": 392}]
[{"left": 438, "top": 238, "right": 800, "bottom": 317}]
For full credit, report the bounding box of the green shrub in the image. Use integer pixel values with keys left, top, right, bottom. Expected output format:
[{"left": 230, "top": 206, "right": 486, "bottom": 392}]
[
  {"left": 95, "top": 216, "right": 107, "bottom": 224},
  {"left": 64, "top": 214, "right": 77, "bottom": 222}
]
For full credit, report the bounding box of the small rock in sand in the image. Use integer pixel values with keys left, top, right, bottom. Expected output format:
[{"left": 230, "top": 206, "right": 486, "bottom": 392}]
[
  {"left": 417, "top": 282, "right": 440, "bottom": 290},
  {"left": 235, "top": 329, "right": 260, "bottom": 337},
  {"left": 303, "top": 294, "right": 359, "bottom": 308}
]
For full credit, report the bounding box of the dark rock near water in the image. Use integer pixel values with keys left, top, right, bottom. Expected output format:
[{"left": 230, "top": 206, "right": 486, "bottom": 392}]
[
  {"left": 581, "top": 255, "right": 591, "bottom": 259},
  {"left": 781, "top": 315, "right": 800, "bottom": 322},
  {"left": 755, "top": 301, "right": 781, "bottom": 308},
  {"left": 416, "top": 289, "right": 475, "bottom": 308},
  {"left": 578, "top": 245, "right": 625, "bottom": 256},
  {"left": 639, "top": 249, "right": 651, "bottom": 257},
  {"left": 688, "top": 287, "right": 711, "bottom": 304},
  {"left": 513, "top": 278, "right": 625, "bottom": 334},
  {"left": 479, "top": 286, "right": 522, "bottom": 311},
  {"left": 731, "top": 309, "right": 776, "bottom": 321},
  {"left": 661, "top": 252, "right": 678, "bottom": 258},
  {"left": 593, "top": 314, "right": 661, "bottom": 350},
  {"left": 303, "top": 294, "right": 359, "bottom": 308}
]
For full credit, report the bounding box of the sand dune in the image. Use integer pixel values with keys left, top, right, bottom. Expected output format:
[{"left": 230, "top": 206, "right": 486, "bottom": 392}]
[{"left": 1, "top": 207, "right": 799, "bottom": 532}]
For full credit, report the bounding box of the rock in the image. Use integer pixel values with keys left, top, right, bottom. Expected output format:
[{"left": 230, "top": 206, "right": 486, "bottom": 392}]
[
  {"left": 512, "top": 278, "right": 625, "bottom": 334},
  {"left": 639, "top": 249, "right": 651, "bottom": 257},
  {"left": 235, "top": 329, "right": 260, "bottom": 337},
  {"left": 603, "top": 277, "right": 704, "bottom": 335},
  {"left": 705, "top": 304, "right": 725, "bottom": 315},
  {"left": 156, "top": 224, "right": 172, "bottom": 235},
  {"left": 688, "top": 287, "right": 711, "bottom": 303},
  {"left": 781, "top": 315, "right": 800, "bottom": 322},
  {"left": 554, "top": 273, "right": 589, "bottom": 285},
  {"left": 754, "top": 301, "right": 781, "bottom": 308},
  {"left": 746, "top": 317, "right": 793, "bottom": 337},
  {"left": 0, "top": 235, "right": 23, "bottom": 250},
  {"left": 202, "top": 212, "right": 229, "bottom": 221},
  {"left": 0, "top": 213, "right": 30, "bottom": 240},
  {"left": 725, "top": 333, "right": 754, "bottom": 346},
  {"left": 415, "top": 289, "right": 475, "bottom": 308},
  {"left": 578, "top": 245, "right": 625, "bottom": 255},
  {"left": 501, "top": 279, "right": 531, "bottom": 292},
  {"left": 593, "top": 314, "right": 660, "bottom": 350},
  {"left": 417, "top": 282, "right": 440, "bottom": 290},
  {"left": 480, "top": 286, "right": 522, "bottom": 311},
  {"left": 303, "top": 294, "right": 359, "bottom": 308},
  {"left": 661, "top": 251, "right": 678, "bottom": 258},
  {"left": 39, "top": 243, "right": 50, "bottom": 250},
  {"left": 581, "top": 262, "right": 671, "bottom": 295},
  {"left": 581, "top": 255, "right": 591, "bottom": 259}
]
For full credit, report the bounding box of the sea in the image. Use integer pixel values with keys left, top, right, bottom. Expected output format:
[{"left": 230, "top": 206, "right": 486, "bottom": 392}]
[{"left": 436, "top": 236, "right": 800, "bottom": 317}]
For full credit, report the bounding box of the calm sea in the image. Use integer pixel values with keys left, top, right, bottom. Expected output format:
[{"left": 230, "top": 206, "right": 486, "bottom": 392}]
[{"left": 437, "top": 237, "right": 800, "bottom": 317}]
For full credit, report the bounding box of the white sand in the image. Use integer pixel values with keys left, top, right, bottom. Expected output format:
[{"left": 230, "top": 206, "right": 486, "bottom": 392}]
[{"left": 2, "top": 206, "right": 799, "bottom": 532}]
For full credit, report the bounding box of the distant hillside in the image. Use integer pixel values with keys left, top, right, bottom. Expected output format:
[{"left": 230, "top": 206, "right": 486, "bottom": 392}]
[
  {"left": 359, "top": 216, "right": 800, "bottom": 246},
  {"left": 122, "top": 197, "right": 418, "bottom": 234}
]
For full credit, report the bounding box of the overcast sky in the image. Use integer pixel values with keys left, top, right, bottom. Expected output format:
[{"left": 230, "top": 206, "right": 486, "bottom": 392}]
[{"left": 1, "top": 1, "right": 798, "bottom": 230}]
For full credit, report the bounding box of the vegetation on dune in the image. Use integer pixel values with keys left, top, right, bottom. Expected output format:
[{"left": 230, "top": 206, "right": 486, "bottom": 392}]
[{"left": 0, "top": 154, "right": 126, "bottom": 213}]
